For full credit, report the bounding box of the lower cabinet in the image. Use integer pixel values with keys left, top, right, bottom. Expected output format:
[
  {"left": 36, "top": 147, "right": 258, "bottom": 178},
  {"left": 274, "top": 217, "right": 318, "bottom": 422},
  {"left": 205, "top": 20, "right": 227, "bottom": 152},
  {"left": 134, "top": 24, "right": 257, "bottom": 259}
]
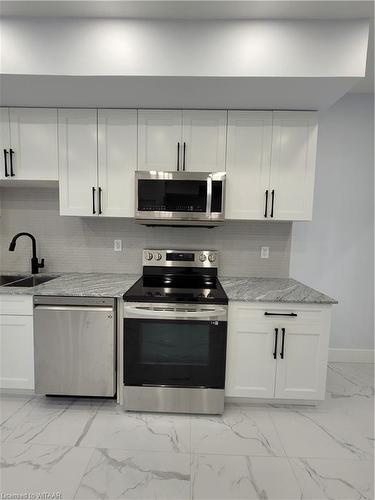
[
  {"left": 0, "top": 295, "right": 34, "bottom": 390},
  {"left": 225, "top": 302, "right": 332, "bottom": 401}
]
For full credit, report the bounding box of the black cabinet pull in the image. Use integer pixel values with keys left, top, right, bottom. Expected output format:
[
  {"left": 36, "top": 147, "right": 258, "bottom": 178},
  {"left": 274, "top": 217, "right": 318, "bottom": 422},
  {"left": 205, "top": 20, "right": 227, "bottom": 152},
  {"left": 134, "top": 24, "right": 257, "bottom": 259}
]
[
  {"left": 270, "top": 189, "right": 275, "bottom": 217},
  {"left": 9, "top": 149, "right": 15, "bottom": 176},
  {"left": 92, "top": 187, "right": 96, "bottom": 214},
  {"left": 98, "top": 187, "right": 102, "bottom": 215},
  {"left": 3, "top": 149, "right": 9, "bottom": 177},
  {"left": 177, "top": 142, "right": 180, "bottom": 171},
  {"left": 264, "top": 190, "right": 268, "bottom": 217},
  {"left": 264, "top": 312, "right": 297, "bottom": 317},
  {"left": 183, "top": 142, "right": 186, "bottom": 171},
  {"left": 273, "top": 328, "right": 278, "bottom": 359},
  {"left": 280, "top": 328, "right": 286, "bottom": 359}
]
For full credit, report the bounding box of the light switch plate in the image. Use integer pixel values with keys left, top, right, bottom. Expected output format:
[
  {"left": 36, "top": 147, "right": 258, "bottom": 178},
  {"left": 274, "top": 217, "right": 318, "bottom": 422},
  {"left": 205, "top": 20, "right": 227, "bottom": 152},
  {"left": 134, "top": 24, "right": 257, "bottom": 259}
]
[
  {"left": 114, "top": 240, "right": 122, "bottom": 252},
  {"left": 261, "top": 246, "right": 269, "bottom": 259}
]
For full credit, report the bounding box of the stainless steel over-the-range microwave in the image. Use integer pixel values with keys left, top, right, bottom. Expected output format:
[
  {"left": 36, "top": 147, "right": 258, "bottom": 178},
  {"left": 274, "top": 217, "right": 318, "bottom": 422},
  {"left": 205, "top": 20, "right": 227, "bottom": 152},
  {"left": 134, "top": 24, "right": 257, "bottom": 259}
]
[{"left": 135, "top": 171, "right": 226, "bottom": 226}]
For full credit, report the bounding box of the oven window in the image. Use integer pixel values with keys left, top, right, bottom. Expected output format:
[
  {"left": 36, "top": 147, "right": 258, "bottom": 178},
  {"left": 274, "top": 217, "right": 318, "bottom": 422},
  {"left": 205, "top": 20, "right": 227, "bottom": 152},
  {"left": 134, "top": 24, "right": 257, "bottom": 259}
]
[
  {"left": 138, "top": 180, "right": 207, "bottom": 212},
  {"left": 141, "top": 323, "right": 209, "bottom": 366},
  {"left": 124, "top": 318, "right": 227, "bottom": 389}
]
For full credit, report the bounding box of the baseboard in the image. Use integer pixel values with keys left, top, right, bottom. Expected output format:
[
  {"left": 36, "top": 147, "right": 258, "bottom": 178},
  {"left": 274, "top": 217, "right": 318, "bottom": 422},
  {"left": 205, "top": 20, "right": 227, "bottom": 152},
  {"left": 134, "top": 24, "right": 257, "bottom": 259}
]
[{"left": 328, "top": 348, "right": 374, "bottom": 363}]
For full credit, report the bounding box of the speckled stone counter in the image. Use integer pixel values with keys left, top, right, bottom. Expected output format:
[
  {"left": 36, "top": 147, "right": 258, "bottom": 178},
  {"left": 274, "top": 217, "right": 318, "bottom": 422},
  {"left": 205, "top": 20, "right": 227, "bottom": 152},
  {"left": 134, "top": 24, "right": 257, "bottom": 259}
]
[
  {"left": 0, "top": 272, "right": 336, "bottom": 304},
  {"left": 0, "top": 272, "right": 140, "bottom": 298},
  {"left": 220, "top": 277, "right": 337, "bottom": 304}
]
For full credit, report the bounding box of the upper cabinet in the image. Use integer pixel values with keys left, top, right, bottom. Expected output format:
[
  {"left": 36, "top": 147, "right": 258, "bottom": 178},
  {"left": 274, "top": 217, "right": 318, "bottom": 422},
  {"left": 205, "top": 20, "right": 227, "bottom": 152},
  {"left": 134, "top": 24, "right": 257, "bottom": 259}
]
[
  {"left": 0, "top": 108, "right": 58, "bottom": 181},
  {"left": 269, "top": 112, "right": 318, "bottom": 221},
  {"left": 97, "top": 109, "right": 137, "bottom": 217},
  {"left": 58, "top": 108, "right": 137, "bottom": 217},
  {"left": 138, "top": 109, "right": 227, "bottom": 172},
  {"left": 226, "top": 111, "right": 272, "bottom": 220},
  {"left": 138, "top": 110, "right": 182, "bottom": 171},
  {"left": 181, "top": 110, "right": 227, "bottom": 172},
  {"left": 226, "top": 110, "right": 318, "bottom": 221}
]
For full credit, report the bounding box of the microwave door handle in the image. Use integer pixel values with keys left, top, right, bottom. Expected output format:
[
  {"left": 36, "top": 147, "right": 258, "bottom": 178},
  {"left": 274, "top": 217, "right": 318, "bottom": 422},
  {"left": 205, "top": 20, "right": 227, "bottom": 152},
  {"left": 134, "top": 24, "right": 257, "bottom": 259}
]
[{"left": 206, "top": 177, "right": 212, "bottom": 216}]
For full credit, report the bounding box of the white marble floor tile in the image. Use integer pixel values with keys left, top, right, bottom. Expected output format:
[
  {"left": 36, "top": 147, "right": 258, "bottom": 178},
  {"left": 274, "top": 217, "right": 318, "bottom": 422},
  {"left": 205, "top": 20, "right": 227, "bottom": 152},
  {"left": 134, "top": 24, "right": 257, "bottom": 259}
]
[
  {"left": 75, "top": 448, "right": 190, "bottom": 499},
  {"left": 191, "top": 406, "right": 285, "bottom": 457},
  {"left": 0, "top": 394, "right": 34, "bottom": 425},
  {"left": 2, "top": 397, "right": 102, "bottom": 447},
  {"left": 191, "top": 454, "right": 301, "bottom": 500},
  {"left": 290, "top": 457, "right": 374, "bottom": 500},
  {"left": 0, "top": 442, "right": 93, "bottom": 499},
  {"left": 77, "top": 411, "right": 190, "bottom": 453},
  {"left": 326, "top": 363, "right": 374, "bottom": 399},
  {"left": 270, "top": 408, "right": 373, "bottom": 460}
]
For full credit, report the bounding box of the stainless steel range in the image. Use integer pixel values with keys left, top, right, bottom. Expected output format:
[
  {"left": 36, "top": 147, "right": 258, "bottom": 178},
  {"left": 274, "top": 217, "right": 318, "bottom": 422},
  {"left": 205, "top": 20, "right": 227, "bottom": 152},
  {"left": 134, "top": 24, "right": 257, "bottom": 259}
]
[{"left": 123, "top": 249, "right": 228, "bottom": 414}]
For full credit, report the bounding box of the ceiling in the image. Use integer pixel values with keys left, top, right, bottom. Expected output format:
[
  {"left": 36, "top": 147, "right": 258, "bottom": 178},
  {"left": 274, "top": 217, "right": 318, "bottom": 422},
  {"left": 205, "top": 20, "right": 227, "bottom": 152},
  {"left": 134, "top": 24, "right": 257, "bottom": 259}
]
[{"left": 0, "top": 0, "right": 373, "bottom": 93}]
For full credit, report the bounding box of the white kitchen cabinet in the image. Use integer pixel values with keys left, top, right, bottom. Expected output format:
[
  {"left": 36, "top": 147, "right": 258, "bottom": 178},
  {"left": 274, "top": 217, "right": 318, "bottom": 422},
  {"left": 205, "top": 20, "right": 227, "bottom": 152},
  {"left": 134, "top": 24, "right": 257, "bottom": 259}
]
[
  {"left": 138, "top": 110, "right": 182, "bottom": 171},
  {"left": 98, "top": 109, "right": 137, "bottom": 217},
  {"left": 0, "top": 107, "right": 11, "bottom": 180},
  {"left": 58, "top": 109, "right": 98, "bottom": 216},
  {"left": 225, "top": 302, "right": 331, "bottom": 401},
  {"left": 181, "top": 110, "right": 227, "bottom": 172},
  {"left": 138, "top": 109, "right": 227, "bottom": 172},
  {"left": 225, "top": 110, "right": 318, "bottom": 221},
  {"left": 226, "top": 111, "right": 272, "bottom": 219},
  {"left": 0, "top": 295, "right": 34, "bottom": 390},
  {"left": 225, "top": 303, "right": 277, "bottom": 398},
  {"left": 269, "top": 111, "right": 318, "bottom": 220},
  {"left": 7, "top": 108, "right": 58, "bottom": 181}
]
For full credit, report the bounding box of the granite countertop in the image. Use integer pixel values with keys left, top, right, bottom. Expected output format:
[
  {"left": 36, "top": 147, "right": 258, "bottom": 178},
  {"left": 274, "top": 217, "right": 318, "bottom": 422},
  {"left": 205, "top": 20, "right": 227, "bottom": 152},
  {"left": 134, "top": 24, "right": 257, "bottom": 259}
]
[
  {"left": 220, "top": 277, "right": 337, "bottom": 304},
  {"left": 0, "top": 272, "right": 140, "bottom": 298},
  {"left": 0, "top": 272, "right": 337, "bottom": 304}
]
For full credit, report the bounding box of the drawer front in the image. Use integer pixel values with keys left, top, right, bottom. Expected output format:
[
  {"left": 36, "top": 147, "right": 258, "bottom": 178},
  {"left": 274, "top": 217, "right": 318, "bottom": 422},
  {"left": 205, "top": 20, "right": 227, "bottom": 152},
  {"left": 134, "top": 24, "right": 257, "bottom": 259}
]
[
  {"left": 230, "top": 302, "right": 329, "bottom": 335},
  {"left": 0, "top": 295, "right": 33, "bottom": 316}
]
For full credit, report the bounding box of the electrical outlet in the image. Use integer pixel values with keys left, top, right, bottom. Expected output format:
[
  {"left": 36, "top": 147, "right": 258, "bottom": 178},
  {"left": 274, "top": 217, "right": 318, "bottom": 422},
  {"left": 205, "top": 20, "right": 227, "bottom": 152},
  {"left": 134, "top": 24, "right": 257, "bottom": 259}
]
[
  {"left": 114, "top": 239, "right": 122, "bottom": 252},
  {"left": 261, "top": 246, "right": 269, "bottom": 259}
]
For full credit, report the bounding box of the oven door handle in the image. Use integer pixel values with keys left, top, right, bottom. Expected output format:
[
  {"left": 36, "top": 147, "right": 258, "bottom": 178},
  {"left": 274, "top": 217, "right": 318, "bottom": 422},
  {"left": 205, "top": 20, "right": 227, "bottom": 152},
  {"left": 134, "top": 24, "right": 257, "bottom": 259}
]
[{"left": 124, "top": 305, "right": 227, "bottom": 320}]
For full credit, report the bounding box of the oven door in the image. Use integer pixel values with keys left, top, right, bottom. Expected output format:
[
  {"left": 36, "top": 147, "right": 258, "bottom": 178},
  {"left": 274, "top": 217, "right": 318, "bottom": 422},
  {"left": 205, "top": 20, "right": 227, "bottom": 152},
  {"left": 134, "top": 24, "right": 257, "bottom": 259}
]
[
  {"left": 135, "top": 171, "right": 225, "bottom": 222},
  {"left": 123, "top": 303, "right": 227, "bottom": 389}
]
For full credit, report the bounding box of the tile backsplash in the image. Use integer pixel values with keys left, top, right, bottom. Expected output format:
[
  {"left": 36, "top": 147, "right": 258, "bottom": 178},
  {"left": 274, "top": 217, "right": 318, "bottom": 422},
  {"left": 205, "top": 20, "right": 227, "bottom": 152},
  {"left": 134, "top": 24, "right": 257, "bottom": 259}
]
[{"left": 0, "top": 187, "right": 291, "bottom": 277}]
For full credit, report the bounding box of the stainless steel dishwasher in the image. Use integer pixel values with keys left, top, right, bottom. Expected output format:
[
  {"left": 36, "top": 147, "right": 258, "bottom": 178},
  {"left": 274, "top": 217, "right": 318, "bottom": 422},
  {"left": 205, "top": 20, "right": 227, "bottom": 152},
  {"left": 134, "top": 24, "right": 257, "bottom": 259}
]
[{"left": 34, "top": 296, "right": 116, "bottom": 397}]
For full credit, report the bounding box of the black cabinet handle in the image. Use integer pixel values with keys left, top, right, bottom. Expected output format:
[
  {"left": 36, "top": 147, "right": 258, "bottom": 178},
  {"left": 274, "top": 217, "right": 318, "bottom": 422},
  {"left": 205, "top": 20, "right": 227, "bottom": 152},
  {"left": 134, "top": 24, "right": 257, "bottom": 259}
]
[
  {"left": 183, "top": 142, "right": 186, "bottom": 171},
  {"left": 3, "top": 149, "right": 9, "bottom": 177},
  {"left": 264, "top": 190, "right": 268, "bottom": 217},
  {"left": 273, "top": 328, "right": 278, "bottom": 359},
  {"left": 177, "top": 142, "right": 180, "bottom": 171},
  {"left": 264, "top": 312, "right": 297, "bottom": 317},
  {"left": 98, "top": 187, "right": 102, "bottom": 215},
  {"left": 270, "top": 189, "right": 275, "bottom": 217},
  {"left": 280, "top": 328, "right": 286, "bottom": 359},
  {"left": 9, "top": 149, "right": 15, "bottom": 176},
  {"left": 92, "top": 187, "right": 96, "bottom": 214}
]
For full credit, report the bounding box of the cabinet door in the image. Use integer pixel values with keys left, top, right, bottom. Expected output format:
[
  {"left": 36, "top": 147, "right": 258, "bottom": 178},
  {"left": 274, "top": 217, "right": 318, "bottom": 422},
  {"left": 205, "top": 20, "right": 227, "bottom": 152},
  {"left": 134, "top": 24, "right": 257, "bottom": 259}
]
[
  {"left": 138, "top": 110, "right": 182, "bottom": 171},
  {"left": 226, "top": 111, "right": 272, "bottom": 219},
  {"left": 0, "top": 315, "right": 34, "bottom": 390},
  {"left": 58, "top": 109, "right": 98, "bottom": 216},
  {"left": 275, "top": 308, "right": 331, "bottom": 400},
  {"left": 0, "top": 107, "right": 11, "bottom": 180},
  {"left": 98, "top": 109, "right": 137, "bottom": 217},
  {"left": 182, "top": 110, "right": 227, "bottom": 172},
  {"left": 269, "top": 111, "right": 318, "bottom": 220},
  {"left": 9, "top": 108, "right": 58, "bottom": 181},
  {"left": 225, "top": 303, "right": 277, "bottom": 398}
]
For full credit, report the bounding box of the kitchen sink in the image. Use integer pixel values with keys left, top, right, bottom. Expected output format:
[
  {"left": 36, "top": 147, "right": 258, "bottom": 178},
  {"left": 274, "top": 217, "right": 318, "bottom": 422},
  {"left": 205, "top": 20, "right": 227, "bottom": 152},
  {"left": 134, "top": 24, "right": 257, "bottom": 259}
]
[
  {"left": 0, "top": 275, "right": 29, "bottom": 286},
  {"left": 3, "top": 275, "right": 59, "bottom": 287}
]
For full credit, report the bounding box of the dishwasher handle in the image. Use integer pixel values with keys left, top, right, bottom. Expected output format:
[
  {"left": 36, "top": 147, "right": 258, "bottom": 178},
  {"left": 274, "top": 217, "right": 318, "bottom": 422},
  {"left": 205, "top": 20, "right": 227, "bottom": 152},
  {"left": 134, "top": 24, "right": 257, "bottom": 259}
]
[{"left": 34, "top": 305, "right": 114, "bottom": 313}]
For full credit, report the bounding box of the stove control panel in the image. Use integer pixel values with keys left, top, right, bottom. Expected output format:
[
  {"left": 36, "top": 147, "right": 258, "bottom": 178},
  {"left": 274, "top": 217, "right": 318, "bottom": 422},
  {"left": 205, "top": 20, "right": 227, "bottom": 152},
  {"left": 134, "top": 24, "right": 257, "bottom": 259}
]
[{"left": 143, "top": 249, "right": 219, "bottom": 268}]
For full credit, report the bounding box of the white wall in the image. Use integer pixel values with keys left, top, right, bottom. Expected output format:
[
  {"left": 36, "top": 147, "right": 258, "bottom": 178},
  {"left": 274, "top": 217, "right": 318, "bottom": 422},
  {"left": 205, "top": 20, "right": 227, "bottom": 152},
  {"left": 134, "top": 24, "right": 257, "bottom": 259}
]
[
  {"left": 290, "top": 93, "right": 374, "bottom": 350},
  {"left": 0, "top": 18, "right": 368, "bottom": 77}
]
